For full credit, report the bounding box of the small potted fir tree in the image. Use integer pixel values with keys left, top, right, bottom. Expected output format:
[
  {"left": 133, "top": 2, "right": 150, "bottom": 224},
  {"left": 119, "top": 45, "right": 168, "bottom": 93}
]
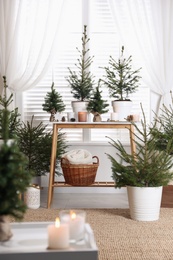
[
  {"left": 106, "top": 104, "right": 173, "bottom": 221},
  {"left": 66, "top": 25, "right": 95, "bottom": 114},
  {"left": 101, "top": 46, "right": 142, "bottom": 121},
  {"left": 42, "top": 82, "right": 65, "bottom": 121},
  {"left": 87, "top": 81, "right": 109, "bottom": 122}
]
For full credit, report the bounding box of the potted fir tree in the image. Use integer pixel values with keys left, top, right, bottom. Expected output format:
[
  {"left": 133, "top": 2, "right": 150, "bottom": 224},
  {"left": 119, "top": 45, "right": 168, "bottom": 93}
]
[
  {"left": 66, "top": 25, "right": 95, "bottom": 114},
  {"left": 16, "top": 115, "right": 68, "bottom": 209},
  {"left": 87, "top": 81, "right": 109, "bottom": 122},
  {"left": 42, "top": 82, "right": 65, "bottom": 121},
  {"left": 106, "top": 104, "right": 173, "bottom": 221},
  {"left": 101, "top": 46, "right": 142, "bottom": 121},
  {"left": 0, "top": 76, "right": 32, "bottom": 241}
]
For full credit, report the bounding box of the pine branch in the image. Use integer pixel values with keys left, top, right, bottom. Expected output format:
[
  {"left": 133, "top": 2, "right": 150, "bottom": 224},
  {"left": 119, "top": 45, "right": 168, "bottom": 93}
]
[
  {"left": 66, "top": 25, "right": 95, "bottom": 101},
  {"left": 106, "top": 103, "right": 173, "bottom": 187}
]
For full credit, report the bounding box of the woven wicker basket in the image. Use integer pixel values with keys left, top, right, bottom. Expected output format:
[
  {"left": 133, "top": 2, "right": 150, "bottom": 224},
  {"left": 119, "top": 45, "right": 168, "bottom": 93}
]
[{"left": 61, "top": 156, "right": 99, "bottom": 186}]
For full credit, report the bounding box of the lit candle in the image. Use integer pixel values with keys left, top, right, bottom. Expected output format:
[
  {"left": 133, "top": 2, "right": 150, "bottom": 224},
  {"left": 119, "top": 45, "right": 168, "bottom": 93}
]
[
  {"left": 47, "top": 217, "right": 69, "bottom": 249},
  {"left": 78, "top": 112, "right": 87, "bottom": 122},
  {"left": 59, "top": 210, "right": 86, "bottom": 242}
]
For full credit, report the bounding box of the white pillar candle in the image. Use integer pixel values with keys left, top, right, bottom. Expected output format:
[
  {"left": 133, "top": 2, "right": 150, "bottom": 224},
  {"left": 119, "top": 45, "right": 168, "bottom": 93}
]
[
  {"left": 47, "top": 217, "right": 69, "bottom": 249},
  {"left": 59, "top": 210, "right": 86, "bottom": 242}
]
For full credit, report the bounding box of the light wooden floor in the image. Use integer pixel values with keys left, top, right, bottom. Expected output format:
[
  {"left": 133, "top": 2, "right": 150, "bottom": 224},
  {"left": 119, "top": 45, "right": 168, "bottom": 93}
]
[{"left": 40, "top": 186, "right": 173, "bottom": 209}]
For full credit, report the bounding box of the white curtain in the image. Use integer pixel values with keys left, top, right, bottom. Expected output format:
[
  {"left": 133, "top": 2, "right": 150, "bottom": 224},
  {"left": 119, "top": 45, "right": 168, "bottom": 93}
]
[
  {"left": 0, "top": 0, "right": 65, "bottom": 95},
  {"left": 108, "top": 0, "right": 173, "bottom": 114}
]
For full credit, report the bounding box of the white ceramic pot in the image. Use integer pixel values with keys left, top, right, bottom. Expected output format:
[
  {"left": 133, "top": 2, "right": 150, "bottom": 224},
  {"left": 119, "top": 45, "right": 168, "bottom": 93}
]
[
  {"left": 127, "top": 186, "right": 163, "bottom": 221},
  {"left": 112, "top": 100, "right": 132, "bottom": 121},
  {"left": 71, "top": 101, "right": 89, "bottom": 113}
]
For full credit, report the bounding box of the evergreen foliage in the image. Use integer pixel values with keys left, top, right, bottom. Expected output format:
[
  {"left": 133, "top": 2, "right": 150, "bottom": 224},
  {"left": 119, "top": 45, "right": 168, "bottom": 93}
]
[
  {"left": 0, "top": 76, "right": 32, "bottom": 219},
  {"left": 66, "top": 25, "right": 95, "bottom": 101},
  {"left": 102, "top": 46, "right": 141, "bottom": 101},
  {"left": 106, "top": 104, "right": 173, "bottom": 187},
  {"left": 0, "top": 76, "right": 21, "bottom": 139},
  {"left": 42, "top": 82, "right": 65, "bottom": 113},
  {"left": 87, "top": 81, "right": 109, "bottom": 114},
  {"left": 16, "top": 116, "right": 69, "bottom": 176},
  {"left": 150, "top": 91, "right": 173, "bottom": 154},
  {"left": 0, "top": 141, "right": 32, "bottom": 219}
]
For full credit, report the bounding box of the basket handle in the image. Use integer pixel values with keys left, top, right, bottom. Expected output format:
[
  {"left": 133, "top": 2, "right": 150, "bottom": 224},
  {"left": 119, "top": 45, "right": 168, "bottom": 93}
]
[
  {"left": 92, "top": 156, "right": 99, "bottom": 165},
  {"left": 61, "top": 157, "right": 71, "bottom": 165}
]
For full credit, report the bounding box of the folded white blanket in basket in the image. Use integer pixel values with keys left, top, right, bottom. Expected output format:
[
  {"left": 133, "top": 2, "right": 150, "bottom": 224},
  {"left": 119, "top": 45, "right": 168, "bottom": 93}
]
[{"left": 62, "top": 149, "right": 93, "bottom": 164}]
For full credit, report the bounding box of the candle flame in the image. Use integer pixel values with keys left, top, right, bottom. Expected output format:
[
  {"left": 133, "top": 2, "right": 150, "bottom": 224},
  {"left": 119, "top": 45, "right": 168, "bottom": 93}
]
[
  {"left": 55, "top": 217, "right": 60, "bottom": 228},
  {"left": 70, "top": 211, "right": 76, "bottom": 220}
]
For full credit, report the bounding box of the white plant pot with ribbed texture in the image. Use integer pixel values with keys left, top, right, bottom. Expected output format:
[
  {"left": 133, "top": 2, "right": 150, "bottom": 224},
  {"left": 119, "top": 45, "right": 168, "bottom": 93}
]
[{"left": 127, "top": 186, "right": 163, "bottom": 221}]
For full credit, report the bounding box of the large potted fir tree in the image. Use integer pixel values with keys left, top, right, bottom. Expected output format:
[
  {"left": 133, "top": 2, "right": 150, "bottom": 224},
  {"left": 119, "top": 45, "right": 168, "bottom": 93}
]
[
  {"left": 0, "top": 76, "right": 32, "bottom": 241},
  {"left": 101, "top": 46, "right": 141, "bottom": 121},
  {"left": 42, "top": 82, "right": 65, "bottom": 122},
  {"left": 87, "top": 81, "right": 109, "bottom": 122},
  {"left": 106, "top": 104, "right": 173, "bottom": 221},
  {"left": 66, "top": 25, "right": 95, "bottom": 114}
]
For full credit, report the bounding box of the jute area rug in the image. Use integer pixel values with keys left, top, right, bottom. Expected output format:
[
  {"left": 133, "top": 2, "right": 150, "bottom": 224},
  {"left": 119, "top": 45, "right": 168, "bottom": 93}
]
[{"left": 10, "top": 208, "right": 173, "bottom": 260}]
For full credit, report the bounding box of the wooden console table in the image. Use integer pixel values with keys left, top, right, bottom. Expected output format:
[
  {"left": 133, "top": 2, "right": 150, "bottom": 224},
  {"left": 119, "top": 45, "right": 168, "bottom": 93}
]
[{"left": 47, "top": 122, "right": 136, "bottom": 208}]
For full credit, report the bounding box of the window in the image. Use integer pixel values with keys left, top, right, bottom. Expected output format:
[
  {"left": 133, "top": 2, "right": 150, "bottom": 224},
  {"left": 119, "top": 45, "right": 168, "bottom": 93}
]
[{"left": 22, "top": 0, "right": 150, "bottom": 143}]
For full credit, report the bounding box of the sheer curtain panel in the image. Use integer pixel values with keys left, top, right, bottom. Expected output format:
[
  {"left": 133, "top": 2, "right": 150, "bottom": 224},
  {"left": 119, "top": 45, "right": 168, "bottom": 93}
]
[
  {"left": 108, "top": 0, "right": 173, "bottom": 115},
  {"left": 0, "top": 0, "right": 64, "bottom": 96}
]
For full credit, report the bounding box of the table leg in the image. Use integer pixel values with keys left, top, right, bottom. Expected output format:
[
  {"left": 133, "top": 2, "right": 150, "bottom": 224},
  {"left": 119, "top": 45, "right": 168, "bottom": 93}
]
[
  {"left": 47, "top": 124, "right": 58, "bottom": 208},
  {"left": 129, "top": 124, "right": 136, "bottom": 156}
]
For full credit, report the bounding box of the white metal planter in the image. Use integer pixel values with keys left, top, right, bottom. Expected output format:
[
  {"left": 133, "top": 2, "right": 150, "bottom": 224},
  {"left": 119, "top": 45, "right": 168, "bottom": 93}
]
[{"left": 127, "top": 186, "right": 163, "bottom": 221}]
